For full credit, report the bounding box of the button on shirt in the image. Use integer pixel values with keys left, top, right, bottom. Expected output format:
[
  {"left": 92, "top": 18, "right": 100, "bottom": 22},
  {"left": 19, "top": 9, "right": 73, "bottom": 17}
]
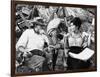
[{"left": 16, "top": 29, "right": 49, "bottom": 52}]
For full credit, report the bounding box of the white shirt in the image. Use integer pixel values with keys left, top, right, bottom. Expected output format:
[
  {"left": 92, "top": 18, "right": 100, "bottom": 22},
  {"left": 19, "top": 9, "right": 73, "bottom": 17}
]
[{"left": 16, "top": 29, "right": 49, "bottom": 52}]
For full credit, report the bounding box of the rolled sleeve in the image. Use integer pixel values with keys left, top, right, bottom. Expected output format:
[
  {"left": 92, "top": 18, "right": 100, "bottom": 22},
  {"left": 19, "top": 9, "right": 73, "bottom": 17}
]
[{"left": 16, "top": 30, "right": 29, "bottom": 51}]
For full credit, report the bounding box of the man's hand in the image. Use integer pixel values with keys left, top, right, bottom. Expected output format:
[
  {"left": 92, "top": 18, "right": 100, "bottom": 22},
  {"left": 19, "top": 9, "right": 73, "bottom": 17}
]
[
  {"left": 23, "top": 51, "right": 28, "bottom": 57},
  {"left": 23, "top": 51, "right": 32, "bottom": 58},
  {"left": 55, "top": 44, "right": 61, "bottom": 49}
]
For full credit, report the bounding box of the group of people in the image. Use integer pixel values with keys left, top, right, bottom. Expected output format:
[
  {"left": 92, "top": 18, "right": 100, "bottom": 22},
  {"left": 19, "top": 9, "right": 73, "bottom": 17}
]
[{"left": 16, "top": 5, "right": 95, "bottom": 73}]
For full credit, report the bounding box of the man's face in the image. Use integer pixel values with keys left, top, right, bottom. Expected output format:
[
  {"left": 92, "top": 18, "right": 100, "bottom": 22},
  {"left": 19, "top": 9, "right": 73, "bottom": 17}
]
[{"left": 34, "top": 25, "right": 43, "bottom": 34}]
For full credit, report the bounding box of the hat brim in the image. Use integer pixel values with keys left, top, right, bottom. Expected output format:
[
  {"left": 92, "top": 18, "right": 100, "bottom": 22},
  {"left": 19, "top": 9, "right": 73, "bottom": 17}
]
[
  {"left": 29, "top": 17, "right": 46, "bottom": 26},
  {"left": 33, "top": 21, "right": 46, "bottom": 26}
]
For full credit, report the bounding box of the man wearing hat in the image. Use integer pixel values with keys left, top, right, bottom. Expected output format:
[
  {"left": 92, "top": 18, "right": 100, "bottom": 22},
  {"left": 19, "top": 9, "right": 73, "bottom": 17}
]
[{"left": 16, "top": 17, "right": 50, "bottom": 72}]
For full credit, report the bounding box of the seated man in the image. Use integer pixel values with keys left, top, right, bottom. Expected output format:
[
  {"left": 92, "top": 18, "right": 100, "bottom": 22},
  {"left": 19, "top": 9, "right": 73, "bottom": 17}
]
[{"left": 16, "top": 17, "right": 50, "bottom": 72}]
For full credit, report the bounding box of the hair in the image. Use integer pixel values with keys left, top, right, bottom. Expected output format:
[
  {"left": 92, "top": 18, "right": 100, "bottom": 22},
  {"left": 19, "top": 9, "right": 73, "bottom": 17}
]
[
  {"left": 58, "top": 22, "right": 68, "bottom": 33},
  {"left": 71, "top": 17, "right": 82, "bottom": 30},
  {"left": 56, "top": 34, "right": 63, "bottom": 40}
]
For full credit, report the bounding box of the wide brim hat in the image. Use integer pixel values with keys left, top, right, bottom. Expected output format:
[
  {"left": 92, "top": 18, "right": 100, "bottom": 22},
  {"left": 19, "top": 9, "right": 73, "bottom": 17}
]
[{"left": 30, "top": 17, "right": 46, "bottom": 26}]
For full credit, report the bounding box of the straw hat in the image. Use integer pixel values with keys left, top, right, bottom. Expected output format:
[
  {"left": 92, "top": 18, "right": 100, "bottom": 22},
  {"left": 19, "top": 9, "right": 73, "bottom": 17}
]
[{"left": 30, "top": 17, "right": 46, "bottom": 27}]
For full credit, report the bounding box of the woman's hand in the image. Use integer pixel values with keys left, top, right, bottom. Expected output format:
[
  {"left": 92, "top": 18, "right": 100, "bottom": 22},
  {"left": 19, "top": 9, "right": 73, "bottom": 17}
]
[
  {"left": 64, "top": 49, "right": 69, "bottom": 57},
  {"left": 82, "top": 42, "right": 88, "bottom": 48},
  {"left": 48, "top": 44, "right": 61, "bottom": 50}
]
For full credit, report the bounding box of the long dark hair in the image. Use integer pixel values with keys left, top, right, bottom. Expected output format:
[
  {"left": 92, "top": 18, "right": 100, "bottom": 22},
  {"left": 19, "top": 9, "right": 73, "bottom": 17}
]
[
  {"left": 58, "top": 22, "right": 68, "bottom": 33},
  {"left": 71, "top": 17, "right": 82, "bottom": 30}
]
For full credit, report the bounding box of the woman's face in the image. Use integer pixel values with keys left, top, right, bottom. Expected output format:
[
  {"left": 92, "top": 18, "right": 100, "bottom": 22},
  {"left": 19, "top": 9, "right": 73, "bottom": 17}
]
[{"left": 70, "top": 23, "right": 76, "bottom": 32}]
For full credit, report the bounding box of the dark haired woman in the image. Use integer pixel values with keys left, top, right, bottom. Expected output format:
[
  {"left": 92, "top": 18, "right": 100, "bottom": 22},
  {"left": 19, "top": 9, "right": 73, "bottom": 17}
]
[{"left": 65, "top": 17, "right": 93, "bottom": 70}]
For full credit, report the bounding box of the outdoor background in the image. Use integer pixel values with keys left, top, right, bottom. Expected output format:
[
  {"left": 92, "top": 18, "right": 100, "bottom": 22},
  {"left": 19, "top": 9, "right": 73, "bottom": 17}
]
[{"left": 0, "top": 0, "right": 100, "bottom": 77}]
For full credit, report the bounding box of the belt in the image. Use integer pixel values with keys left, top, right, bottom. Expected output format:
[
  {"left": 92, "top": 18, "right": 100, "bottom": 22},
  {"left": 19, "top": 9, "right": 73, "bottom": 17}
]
[
  {"left": 29, "top": 49, "right": 46, "bottom": 58},
  {"left": 68, "top": 46, "right": 83, "bottom": 54}
]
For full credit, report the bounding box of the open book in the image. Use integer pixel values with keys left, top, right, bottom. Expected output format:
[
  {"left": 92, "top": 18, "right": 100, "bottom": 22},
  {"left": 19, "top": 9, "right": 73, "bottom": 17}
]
[{"left": 69, "top": 48, "right": 94, "bottom": 61}]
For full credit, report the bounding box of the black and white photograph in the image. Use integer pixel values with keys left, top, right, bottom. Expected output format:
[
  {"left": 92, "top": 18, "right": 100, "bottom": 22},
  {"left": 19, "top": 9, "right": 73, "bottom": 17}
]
[{"left": 11, "top": 1, "right": 97, "bottom": 76}]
